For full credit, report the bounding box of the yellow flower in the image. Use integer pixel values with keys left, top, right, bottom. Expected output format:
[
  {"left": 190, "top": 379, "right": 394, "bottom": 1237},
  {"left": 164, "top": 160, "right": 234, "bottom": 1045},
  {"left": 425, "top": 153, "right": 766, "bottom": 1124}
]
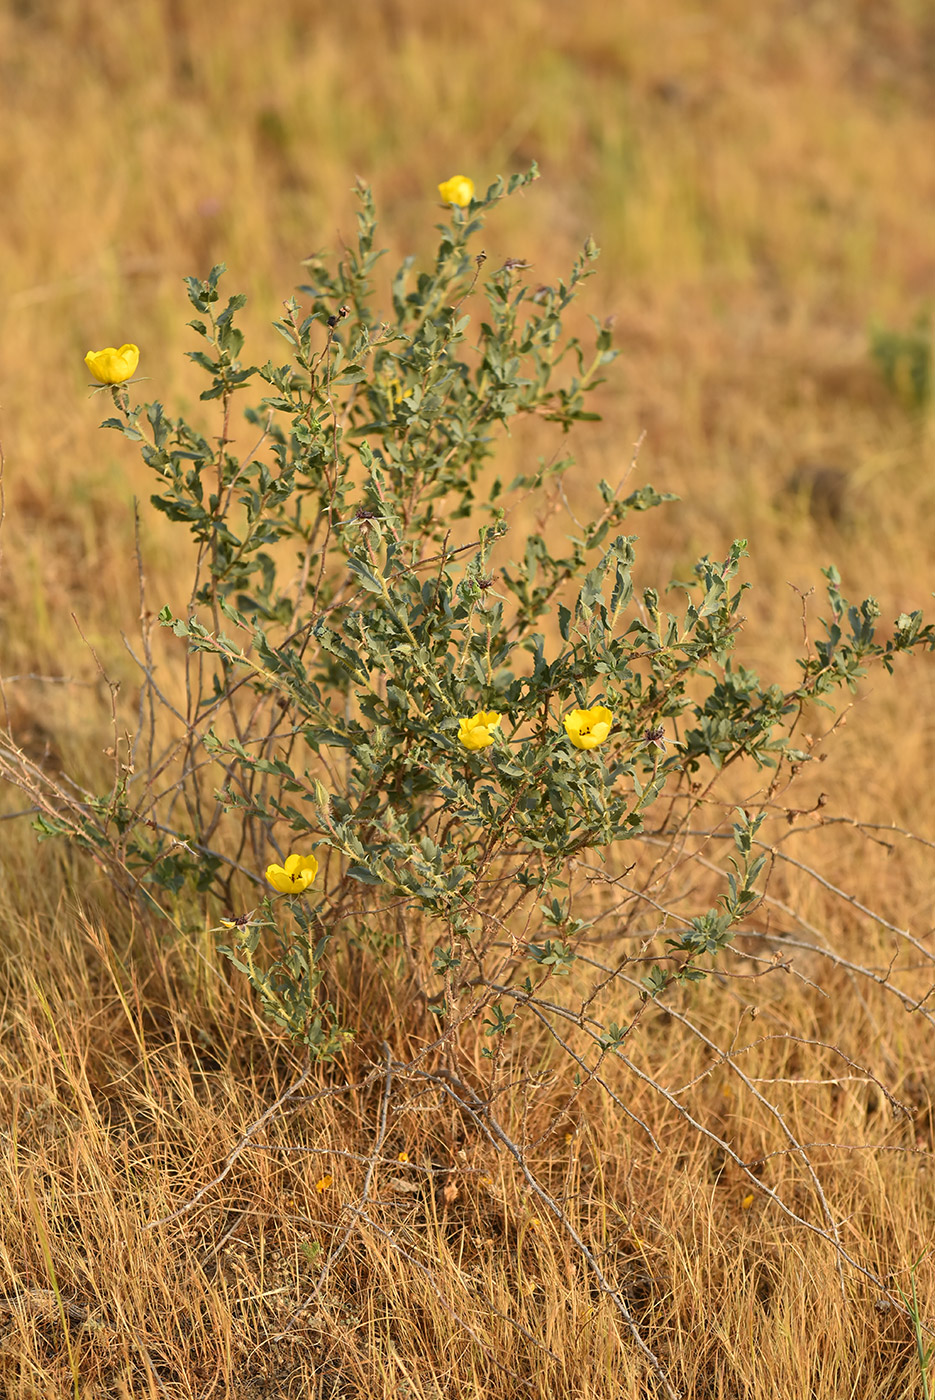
[
  {"left": 563, "top": 705, "right": 613, "bottom": 750},
  {"left": 457, "top": 711, "right": 502, "bottom": 751},
  {"left": 741, "top": 1192, "right": 754, "bottom": 1211},
  {"left": 84, "top": 344, "right": 140, "bottom": 384},
  {"left": 218, "top": 910, "right": 255, "bottom": 931},
  {"left": 383, "top": 373, "right": 403, "bottom": 404},
  {"left": 315, "top": 1175, "right": 333, "bottom": 1193},
  {"left": 265, "top": 852, "right": 319, "bottom": 895},
  {"left": 438, "top": 175, "right": 474, "bottom": 208},
  {"left": 397, "top": 1151, "right": 410, "bottom": 1163}
]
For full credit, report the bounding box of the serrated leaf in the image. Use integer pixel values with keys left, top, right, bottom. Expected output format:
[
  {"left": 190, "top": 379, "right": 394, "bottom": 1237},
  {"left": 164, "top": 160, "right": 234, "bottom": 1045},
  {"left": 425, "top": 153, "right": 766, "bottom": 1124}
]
[{"left": 347, "top": 864, "right": 382, "bottom": 885}]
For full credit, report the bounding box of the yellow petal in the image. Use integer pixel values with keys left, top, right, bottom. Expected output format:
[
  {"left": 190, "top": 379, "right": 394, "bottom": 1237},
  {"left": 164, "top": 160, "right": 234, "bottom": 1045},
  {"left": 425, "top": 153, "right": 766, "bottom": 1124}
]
[
  {"left": 458, "top": 713, "right": 497, "bottom": 750},
  {"left": 85, "top": 349, "right": 116, "bottom": 383},
  {"left": 438, "top": 175, "right": 474, "bottom": 208},
  {"left": 266, "top": 852, "right": 318, "bottom": 894},
  {"left": 459, "top": 726, "right": 491, "bottom": 751},
  {"left": 265, "top": 864, "right": 291, "bottom": 893},
  {"left": 115, "top": 343, "right": 140, "bottom": 379},
  {"left": 564, "top": 705, "right": 613, "bottom": 749},
  {"left": 84, "top": 343, "right": 140, "bottom": 384},
  {"left": 563, "top": 710, "right": 587, "bottom": 746}
]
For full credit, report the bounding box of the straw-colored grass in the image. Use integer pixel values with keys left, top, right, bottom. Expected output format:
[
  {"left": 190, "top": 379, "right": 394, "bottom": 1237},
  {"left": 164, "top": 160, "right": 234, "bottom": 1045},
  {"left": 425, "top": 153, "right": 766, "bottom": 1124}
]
[
  {"left": 3, "top": 1, "right": 935, "bottom": 1395},
  {"left": 2, "top": 843, "right": 934, "bottom": 1399}
]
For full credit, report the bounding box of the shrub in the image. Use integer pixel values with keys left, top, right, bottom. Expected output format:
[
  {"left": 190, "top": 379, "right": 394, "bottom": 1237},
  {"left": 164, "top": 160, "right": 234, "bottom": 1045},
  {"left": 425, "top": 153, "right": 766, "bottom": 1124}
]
[
  {"left": 6, "top": 166, "right": 935, "bottom": 1390},
  {"left": 871, "top": 310, "right": 933, "bottom": 409}
]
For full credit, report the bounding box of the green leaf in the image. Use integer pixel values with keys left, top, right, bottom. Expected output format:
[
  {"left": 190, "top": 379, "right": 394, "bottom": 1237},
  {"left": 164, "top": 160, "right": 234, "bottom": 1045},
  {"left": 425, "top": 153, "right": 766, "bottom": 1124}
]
[
  {"left": 346, "top": 556, "right": 385, "bottom": 594},
  {"left": 347, "top": 864, "right": 382, "bottom": 885}
]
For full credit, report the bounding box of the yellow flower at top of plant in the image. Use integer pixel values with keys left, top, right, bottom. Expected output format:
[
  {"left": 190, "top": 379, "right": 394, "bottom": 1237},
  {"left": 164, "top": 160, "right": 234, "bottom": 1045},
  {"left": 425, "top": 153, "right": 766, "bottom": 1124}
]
[
  {"left": 84, "top": 343, "right": 140, "bottom": 384},
  {"left": 564, "top": 705, "right": 613, "bottom": 750},
  {"left": 437, "top": 174, "right": 474, "bottom": 208},
  {"left": 265, "top": 851, "right": 319, "bottom": 895},
  {"left": 458, "top": 711, "right": 501, "bottom": 751}
]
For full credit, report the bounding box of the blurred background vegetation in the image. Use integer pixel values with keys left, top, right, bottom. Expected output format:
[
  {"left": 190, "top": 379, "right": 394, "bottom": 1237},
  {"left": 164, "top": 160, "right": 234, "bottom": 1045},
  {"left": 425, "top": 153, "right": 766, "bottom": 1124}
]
[{"left": 4, "top": 0, "right": 935, "bottom": 789}]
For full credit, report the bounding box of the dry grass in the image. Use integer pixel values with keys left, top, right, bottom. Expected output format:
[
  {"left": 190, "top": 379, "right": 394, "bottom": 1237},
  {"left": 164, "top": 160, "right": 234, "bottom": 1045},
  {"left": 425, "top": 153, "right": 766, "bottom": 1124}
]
[
  {"left": 2, "top": 845, "right": 934, "bottom": 1399},
  {"left": 3, "top": 0, "right": 935, "bottom": 1395}
]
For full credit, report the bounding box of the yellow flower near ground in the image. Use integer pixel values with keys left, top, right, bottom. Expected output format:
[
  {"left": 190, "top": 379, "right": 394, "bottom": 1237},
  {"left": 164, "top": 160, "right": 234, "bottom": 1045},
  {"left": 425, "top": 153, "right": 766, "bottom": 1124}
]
[
  {"left": 265, "top": 852, "right": 319, "bottom": 894},
  {"left": 458, "top": 711, "right": 501, "bottom": 751},
  {"left": 315, "top": 1175, "right": 333, "bottom": 1193},
  {"left": 84, "top": 344, "right": 140, "bottom": 384},
  {"left": 564, "top": 705, "right": 613, "bottom": 750},
  {"left": 437, "top": 175, "right": 474, "bottom": 208}
]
